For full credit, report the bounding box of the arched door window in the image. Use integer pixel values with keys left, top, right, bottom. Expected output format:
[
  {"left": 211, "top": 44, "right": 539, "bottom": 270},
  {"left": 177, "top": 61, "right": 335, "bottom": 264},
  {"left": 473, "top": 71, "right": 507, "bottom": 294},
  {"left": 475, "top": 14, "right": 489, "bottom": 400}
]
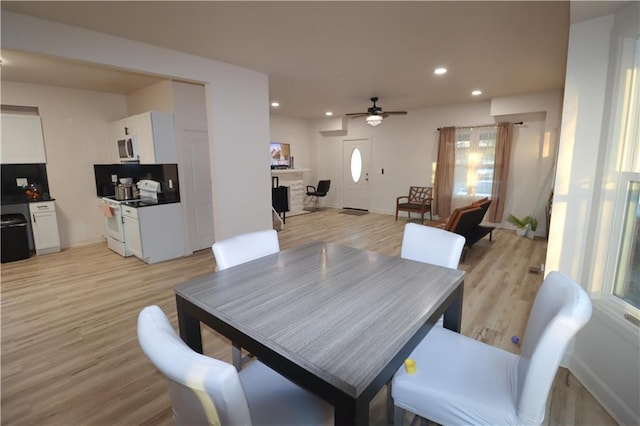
[{"left": 350, "top": 148, "right": 362, "bottom": 183}]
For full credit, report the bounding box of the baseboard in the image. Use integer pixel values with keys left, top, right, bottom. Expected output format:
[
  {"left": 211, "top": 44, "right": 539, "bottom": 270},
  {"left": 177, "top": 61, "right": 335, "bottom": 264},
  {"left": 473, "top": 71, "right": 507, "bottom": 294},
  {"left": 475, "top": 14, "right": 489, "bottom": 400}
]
[{"left": 569, "top": 354, "right": 639, "bottom": 426}]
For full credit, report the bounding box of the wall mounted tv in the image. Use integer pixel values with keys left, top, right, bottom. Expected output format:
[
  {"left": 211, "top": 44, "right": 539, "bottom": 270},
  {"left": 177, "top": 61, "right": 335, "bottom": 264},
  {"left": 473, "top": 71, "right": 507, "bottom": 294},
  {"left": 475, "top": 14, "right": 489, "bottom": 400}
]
[{"left": 270, "top": 142, "right": 291, "bottom": 169}]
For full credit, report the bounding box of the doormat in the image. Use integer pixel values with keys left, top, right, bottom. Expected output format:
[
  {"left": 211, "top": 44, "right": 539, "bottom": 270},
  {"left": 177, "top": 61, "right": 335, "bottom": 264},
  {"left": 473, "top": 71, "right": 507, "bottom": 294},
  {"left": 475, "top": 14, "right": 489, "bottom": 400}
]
[{"left": 340, "top": 209, "right": 369, "bottom": 216}]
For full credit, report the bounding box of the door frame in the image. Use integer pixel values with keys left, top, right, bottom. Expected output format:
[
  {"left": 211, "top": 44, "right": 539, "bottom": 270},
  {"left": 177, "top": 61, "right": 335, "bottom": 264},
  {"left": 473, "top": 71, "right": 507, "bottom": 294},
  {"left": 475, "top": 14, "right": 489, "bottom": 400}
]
[{"left": 342, "top": 138, "right": 371, "bottom": 210}]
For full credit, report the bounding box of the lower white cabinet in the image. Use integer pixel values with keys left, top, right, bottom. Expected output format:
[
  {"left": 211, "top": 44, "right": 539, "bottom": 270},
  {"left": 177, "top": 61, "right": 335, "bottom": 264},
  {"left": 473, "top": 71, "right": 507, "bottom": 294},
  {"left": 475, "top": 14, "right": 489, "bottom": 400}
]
[
  {"left": 29, "top": 201, "right": 60, "bottom": 255},
  {"left": 122, "top": 206, "right": 143, "bottom": 259},
  {"left": 121, "top": 203, "right": 184, "bottom": 264}
]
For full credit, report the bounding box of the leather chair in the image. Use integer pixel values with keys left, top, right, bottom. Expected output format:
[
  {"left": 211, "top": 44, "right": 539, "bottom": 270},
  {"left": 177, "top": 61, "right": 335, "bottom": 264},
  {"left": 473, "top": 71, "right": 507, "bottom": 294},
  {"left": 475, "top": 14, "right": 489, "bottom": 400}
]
[
  {"left": 211, "top": 229, "right": 280, "bottom": 369},
  {"left": 305, "top": 180, "right": 331, "bottom": 209},
  {"left": 137, "top": 305, "right": 332, "bottom": 425},
  {"left": 391, "top": 271, "right": 592, "bottom": 425}
]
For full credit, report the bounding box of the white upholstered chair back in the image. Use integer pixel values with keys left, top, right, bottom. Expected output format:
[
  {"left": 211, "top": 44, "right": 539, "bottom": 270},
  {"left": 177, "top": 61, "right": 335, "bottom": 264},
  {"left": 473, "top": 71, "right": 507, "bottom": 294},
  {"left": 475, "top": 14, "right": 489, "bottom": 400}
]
[
  {"left": 391, "top": 271, "right": 592, "bottom": 425},
  {"left": 401, "top": 223, "right": 465, "bottom": 269},
  {"left": 212, "top": 229, "right": 280, "bottom": 271},
  {"left": 515, "top": 271, "right": 593, "bottom": 423},
  {"left": 137, "top": 305, "right": 253, "bottom": 425}
]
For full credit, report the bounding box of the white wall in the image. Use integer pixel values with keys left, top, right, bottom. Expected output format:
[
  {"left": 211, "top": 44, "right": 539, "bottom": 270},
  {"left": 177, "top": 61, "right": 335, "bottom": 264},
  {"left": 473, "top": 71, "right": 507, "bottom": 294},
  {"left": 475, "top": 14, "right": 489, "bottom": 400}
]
[
  {"left": 2, "top": 11, "right": 271, "bottom": 241},
  {"left": 1, "top": 81, "right": 127, "bottom": 248},
  {"left": 305, "top": 94, "right": 560, "bottom": 231},
  {"left": 546, "top": 5, "right": 639, "bottom": 425},
  {"left": 126, "top": 79, "right": 174, "bottom": 114},
  {"left": 269, "top": 114, "right": 314, "bottom": 185}
]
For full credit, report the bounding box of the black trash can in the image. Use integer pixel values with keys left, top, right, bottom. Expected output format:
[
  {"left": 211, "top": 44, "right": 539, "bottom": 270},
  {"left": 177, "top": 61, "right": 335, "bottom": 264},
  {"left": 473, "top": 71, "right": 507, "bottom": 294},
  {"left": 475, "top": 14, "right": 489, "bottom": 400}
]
[{"left": 1, "top": 214, "right": 30, "bottom": 263}]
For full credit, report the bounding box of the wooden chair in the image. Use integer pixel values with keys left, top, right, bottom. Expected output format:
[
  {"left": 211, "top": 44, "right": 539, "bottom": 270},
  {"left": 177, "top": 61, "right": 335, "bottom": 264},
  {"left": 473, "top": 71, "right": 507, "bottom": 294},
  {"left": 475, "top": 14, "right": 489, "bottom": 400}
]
[{"left": 395, "top": 186, "right": 433, "bottom": 223}]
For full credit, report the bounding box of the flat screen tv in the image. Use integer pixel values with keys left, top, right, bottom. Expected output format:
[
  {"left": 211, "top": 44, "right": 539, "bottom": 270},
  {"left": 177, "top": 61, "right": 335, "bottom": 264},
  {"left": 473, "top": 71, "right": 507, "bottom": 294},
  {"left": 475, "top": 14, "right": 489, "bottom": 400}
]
[{"left": 270, "top": 142, "right": 291, "bottom": 168}]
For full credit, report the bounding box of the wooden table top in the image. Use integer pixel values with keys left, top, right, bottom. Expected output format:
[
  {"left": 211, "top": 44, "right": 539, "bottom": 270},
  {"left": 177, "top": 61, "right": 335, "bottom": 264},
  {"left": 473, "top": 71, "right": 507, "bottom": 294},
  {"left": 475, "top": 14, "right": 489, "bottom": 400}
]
[{"left": 175, "top": 241, "right": 465, "bottom": 398}]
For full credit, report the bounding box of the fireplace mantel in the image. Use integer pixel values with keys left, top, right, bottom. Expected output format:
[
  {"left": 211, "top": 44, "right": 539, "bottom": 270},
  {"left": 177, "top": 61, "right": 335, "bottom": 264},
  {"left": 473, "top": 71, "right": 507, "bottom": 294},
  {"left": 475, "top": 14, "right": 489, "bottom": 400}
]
[{"left": 271, "top": 169, "right": 311, "bottom": 216}]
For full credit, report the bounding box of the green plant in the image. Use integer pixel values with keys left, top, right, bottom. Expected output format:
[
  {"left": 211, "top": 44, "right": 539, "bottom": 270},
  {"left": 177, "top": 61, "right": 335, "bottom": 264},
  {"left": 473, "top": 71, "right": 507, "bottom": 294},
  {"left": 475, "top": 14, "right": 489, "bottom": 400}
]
[{"left": 506, "top": 214, "right": 538, "bottom": 231}]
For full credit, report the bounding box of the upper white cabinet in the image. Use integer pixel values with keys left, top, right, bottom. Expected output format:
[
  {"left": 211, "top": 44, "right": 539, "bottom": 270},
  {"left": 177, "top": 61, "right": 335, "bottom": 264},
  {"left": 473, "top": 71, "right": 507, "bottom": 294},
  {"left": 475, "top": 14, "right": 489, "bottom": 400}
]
[
  {"left": 110, "top": 111, "right": 177, "bottom": 164},
  {"left": 1, "top": 113, "right": 47, "bottom": 164}
]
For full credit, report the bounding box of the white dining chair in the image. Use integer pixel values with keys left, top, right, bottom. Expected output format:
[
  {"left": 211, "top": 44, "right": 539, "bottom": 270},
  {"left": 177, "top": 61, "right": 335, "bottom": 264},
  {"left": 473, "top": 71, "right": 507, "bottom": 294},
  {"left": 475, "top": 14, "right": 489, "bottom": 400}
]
[
  {"left": 401, "top": 222, "right": 466, "bottom": 269},
  {"left": 401, "top": 223, "right": 465, "bottom": 327},
  {"left": 391, "top": 271, "right": 592, "bottom": 426},
  {"left": 387, "top": 223, "right": 466, "bottom": 422},
  {"left": 212, "top": 229, "right": 280, "bottom": 370},
  {"left": 137, "top": 305, "right": 333, "bottom": 426},
  {"left": 212, "top": 229, "right": 280, "bottom": 271}
]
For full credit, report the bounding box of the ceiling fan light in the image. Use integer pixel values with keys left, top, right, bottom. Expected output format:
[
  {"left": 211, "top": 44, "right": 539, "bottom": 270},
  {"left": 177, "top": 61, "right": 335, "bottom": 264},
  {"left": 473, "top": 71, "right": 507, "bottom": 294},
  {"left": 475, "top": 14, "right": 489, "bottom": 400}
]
[{"left": 366, "top": 115, "right": 383, "bottom": 127}]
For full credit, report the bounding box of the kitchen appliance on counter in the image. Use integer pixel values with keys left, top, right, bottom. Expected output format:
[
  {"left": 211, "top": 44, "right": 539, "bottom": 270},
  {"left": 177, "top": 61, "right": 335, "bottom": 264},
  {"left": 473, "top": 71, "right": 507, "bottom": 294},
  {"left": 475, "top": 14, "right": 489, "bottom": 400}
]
[
  {"left": 115, "top": 177, "right": 136, "bottom": 200},
  {"left": 137, "top": 179, "right": 161, "bottom": 202}
]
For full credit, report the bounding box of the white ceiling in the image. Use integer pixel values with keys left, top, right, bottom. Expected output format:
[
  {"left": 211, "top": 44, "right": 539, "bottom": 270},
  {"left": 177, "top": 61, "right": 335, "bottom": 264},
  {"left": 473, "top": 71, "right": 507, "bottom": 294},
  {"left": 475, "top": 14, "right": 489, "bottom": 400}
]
[{"left": 0, "top": 1, "right": 630, "bottom": 119}]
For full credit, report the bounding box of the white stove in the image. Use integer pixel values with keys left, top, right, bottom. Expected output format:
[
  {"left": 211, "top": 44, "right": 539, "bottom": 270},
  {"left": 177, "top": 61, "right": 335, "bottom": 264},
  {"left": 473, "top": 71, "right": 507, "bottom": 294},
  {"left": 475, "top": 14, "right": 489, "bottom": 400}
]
[{"left": 102, "top": 196, "right": 131, "bottom": 257}]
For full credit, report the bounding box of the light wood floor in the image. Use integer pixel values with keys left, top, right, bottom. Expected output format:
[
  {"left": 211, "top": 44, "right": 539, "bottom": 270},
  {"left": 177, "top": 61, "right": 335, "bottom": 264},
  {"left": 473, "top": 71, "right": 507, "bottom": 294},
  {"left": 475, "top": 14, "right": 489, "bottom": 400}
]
[{"left": 1, "top": 208, "right": 616, "bottom": 425}]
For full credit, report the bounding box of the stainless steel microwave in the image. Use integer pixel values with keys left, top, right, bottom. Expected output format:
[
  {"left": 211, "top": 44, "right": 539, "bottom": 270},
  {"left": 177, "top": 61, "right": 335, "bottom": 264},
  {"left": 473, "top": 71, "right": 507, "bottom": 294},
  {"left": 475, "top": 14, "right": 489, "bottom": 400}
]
[{"left": 117, "top": 135, "right": 139, "bottom": 162}]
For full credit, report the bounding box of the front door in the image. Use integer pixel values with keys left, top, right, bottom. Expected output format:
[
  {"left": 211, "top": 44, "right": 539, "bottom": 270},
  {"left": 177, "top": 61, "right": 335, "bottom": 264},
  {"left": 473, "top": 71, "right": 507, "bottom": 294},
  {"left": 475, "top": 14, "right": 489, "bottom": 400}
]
[{"left": 342, "top": 138, "right": 370, "bottom": 210}]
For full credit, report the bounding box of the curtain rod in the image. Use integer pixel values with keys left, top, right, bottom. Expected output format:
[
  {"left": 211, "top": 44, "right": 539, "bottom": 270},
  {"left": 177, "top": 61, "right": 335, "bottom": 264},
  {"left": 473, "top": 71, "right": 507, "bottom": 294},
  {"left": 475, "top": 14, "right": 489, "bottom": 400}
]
[{"left": 437, "top": 121, "right": 523, "bottom": 131}]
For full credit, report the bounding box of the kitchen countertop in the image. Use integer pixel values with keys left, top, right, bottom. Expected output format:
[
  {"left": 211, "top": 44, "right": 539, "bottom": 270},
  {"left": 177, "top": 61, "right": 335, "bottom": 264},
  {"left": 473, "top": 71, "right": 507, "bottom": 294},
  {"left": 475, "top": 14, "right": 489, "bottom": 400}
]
[
  {"left": 1, "top": 196, "right": 56, "bottom": 205},
  {"left": 101, "top": 193, "right": 180, "bottom": 208}
]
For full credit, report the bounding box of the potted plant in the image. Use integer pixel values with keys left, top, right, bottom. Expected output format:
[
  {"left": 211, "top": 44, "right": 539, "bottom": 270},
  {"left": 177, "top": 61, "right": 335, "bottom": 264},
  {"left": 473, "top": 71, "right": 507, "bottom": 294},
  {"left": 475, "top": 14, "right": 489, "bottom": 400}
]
[{"left": 506, "top": 214, "right": 538, "bottom": 238}]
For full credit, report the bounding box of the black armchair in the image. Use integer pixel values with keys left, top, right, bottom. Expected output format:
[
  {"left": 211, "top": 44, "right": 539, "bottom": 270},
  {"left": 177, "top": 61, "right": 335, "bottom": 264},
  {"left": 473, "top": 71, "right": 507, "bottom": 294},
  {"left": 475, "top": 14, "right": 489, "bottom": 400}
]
[{"left": 305, "top": 180, "right": 331, "bottom": 209}]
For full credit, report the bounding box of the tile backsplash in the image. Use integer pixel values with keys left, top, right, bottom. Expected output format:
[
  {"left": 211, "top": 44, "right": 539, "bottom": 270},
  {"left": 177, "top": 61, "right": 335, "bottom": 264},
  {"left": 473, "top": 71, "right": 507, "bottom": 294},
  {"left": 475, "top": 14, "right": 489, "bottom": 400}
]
[
  {"left": 1, "top": 163, "right": 50, "bottom": 200},
  {"left": 93, "top": 163, "right": 180, "bottom": 198}
]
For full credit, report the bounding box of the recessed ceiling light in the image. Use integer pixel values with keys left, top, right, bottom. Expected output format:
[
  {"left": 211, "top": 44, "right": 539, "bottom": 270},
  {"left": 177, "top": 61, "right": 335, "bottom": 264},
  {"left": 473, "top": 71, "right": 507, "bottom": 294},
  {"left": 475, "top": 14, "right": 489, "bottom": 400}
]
[
  {"left": 271, "top": 101, "right": 280, "bottom": 107},
  {"left": 434, "top": 67, "right": 447, "bottom": 75},
  {"left": 325, "top": 111, "right": 333, "bottom": 116},
  {"left": 471, "top": 90, "right": 482, "bottom": 96}
]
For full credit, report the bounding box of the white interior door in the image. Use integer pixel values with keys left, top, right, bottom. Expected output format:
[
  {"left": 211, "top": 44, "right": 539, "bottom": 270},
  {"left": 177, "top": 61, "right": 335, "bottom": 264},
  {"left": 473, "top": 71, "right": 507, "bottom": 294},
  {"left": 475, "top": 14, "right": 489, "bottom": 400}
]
[
  {"left": 182, "top": 129, "right": 215, "bottom": 250},
  {"left": 342, "top": 138, "right": 370, "bottom": 210}
]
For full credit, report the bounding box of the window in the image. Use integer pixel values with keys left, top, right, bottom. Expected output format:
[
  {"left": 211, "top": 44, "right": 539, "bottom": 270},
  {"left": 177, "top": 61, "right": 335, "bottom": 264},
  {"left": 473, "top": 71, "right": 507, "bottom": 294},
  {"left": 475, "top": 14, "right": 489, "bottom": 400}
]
[
  {"left": 614, "top": 177, "right": 640, "bottom": 309},
  {"left": 350, "top": 148, "right": 362, "bottom": 183},
  {"left": 452, "top": 126, "right": 497, "bottom": 208},
  {"left": 601, "top": 35, "right": 640, "bottom": 319}
]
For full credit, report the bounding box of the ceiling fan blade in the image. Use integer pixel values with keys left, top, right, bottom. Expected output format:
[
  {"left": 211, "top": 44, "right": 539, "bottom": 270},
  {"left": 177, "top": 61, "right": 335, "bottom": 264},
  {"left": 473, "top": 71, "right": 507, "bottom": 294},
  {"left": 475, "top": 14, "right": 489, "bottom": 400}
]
[
  {"left": 345, "top": 113, "right": 368, "bottom": 117},
  {"left": 383, "top": 111, "right": 408, "bottom": 115}
]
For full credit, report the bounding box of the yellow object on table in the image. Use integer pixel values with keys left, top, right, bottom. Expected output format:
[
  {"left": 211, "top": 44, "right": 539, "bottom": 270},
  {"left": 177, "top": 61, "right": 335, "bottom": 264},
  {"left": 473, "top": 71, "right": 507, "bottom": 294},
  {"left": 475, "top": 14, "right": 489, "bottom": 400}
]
[{"left": 404, "top": 358, "right": 416, "bottom": 374}]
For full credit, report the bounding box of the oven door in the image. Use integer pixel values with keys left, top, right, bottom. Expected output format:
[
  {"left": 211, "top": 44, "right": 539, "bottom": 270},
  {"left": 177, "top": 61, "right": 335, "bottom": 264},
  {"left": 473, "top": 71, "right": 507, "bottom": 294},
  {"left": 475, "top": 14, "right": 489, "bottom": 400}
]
[{"left": 102, "top": 199, "right": 130, "bottom": 256}]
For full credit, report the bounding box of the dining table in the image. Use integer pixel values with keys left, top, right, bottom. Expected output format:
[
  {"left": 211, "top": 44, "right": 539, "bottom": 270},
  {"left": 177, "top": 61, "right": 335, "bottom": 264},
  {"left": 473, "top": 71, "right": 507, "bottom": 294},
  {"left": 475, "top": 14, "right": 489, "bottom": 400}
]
[{"left": 174, "top": 240, "right": 465, "bottom": 425}]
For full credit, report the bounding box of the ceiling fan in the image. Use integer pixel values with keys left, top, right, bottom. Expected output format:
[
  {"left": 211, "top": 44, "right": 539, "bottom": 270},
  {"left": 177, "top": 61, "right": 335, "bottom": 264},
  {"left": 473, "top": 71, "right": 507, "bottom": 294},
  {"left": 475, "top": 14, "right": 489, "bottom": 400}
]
[{"left": 345, "top": 97, "right": 407, "bottom": 127}]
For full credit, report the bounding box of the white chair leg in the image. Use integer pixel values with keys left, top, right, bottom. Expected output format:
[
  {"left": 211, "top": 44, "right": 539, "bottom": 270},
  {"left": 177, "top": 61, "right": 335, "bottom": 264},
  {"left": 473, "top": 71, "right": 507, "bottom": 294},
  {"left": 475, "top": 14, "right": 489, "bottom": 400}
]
[
  {"left": 386, "top": 382, "right": 394, "bottom": 423},
  {"left": 394, "top": 405, "right": 405, "bottom": 426},
  {"left": 232, "top": 342, "right": 243, "bottom": 371}
]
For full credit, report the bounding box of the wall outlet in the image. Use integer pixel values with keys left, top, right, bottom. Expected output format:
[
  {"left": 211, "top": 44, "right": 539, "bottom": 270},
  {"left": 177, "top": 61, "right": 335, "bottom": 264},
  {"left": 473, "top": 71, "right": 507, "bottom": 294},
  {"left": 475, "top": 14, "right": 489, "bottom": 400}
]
[
  {"left": 111, "top": 174, "right": 118, "bottom": 183},
  {"left": 16, "top": 178, "right": 28, "bottom": 187}
]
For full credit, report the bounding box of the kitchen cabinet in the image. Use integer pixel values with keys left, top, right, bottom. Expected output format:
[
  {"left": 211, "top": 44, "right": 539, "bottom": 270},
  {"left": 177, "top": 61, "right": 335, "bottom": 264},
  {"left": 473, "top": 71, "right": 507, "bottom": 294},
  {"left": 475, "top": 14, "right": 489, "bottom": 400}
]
[
  {"left": 111, "top": 111, "right": 177, "bottom": 164},
  {"left": 1, "top": 113, "right": 47, "bottom": 164},
  {"left": 29, "top": 201, "right": 60, "bottom": 255},
  {"left": 121, "top": 203, "right": 184, "bottom": 264},
  {"left": 122, "top": 205, "right": 143, "bottom": 259}
]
